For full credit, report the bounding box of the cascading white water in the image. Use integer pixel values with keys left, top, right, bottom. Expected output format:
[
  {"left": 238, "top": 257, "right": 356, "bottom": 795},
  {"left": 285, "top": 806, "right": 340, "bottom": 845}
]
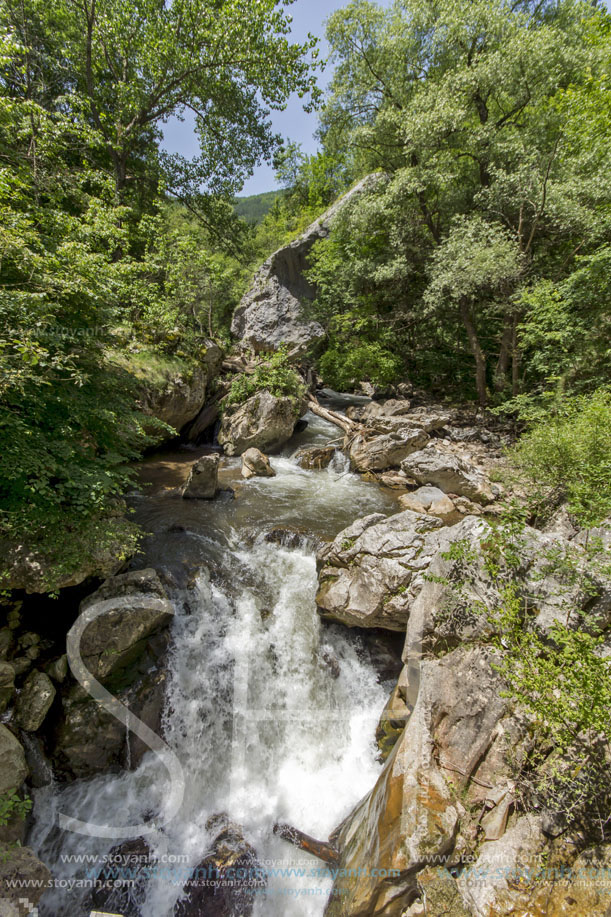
[{"left": 30, "top": 411, "right": 399, "bottom": 916}]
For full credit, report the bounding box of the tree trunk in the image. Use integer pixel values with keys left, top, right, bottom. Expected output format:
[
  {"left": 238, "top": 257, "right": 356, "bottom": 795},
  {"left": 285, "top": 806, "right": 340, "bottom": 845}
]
[
  {"left": 511, "top": 313, "right": 520, "bottom": 397},
  {"left": 307, "top": 395, "right": 359, "bottom": 435},
  {"left": 273, "top": 823, "right": 340, "bottom": 866},
  {"left": 459, "top": 300, "right": 487, "bottom": 407},
  {"left": 493, "top": 315, "right": 513, "bottom": 393}
]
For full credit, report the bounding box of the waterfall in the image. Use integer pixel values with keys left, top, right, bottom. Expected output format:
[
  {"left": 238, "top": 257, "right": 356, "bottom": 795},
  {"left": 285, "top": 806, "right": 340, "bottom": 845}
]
[{"left": 29, "top": 411, "right": 398, "bottom": 916}]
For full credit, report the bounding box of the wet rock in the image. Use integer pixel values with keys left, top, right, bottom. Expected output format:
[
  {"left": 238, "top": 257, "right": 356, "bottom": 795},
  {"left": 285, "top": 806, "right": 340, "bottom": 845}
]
[
  {"left": 399, "top": 486, "right": 460, "bottom": 525},
  {"left": 77, "top": 568, "right": 174, "bottom": 682},
  {"left": 90, "top": 837, "right": 154, "bottom": 917},
  {"left": 53, "top": 663, "right": 168, "bottom": 778},
  {"left": 0, "top": 661, "right": 15, "bottom": 713},
  {"left": 0, "top": 725, "right": 28, "bottom": 794},
  {"left": 349, "top": 428, "right": 429, "bottom": 472},
  {"left": 401, "top": 445, "right": 494, "bottom": 505},
  {"left": 0, "top": 627, "right": 13, "bottom": 658},
  {"left": 375, "top": 668, "right": 410, "bottom": 760},
  {"left": 325, "top": 647, "right": 506, "bottom": 917},
  {"left": 295, "top": 444, "right": 336, "bottom": 470},
  {"left": 15, "top": 670, "right": 56, "bottom": 731},
  {"left": 219, "top": 390, "right": 304, "bottom": 456},
  {"left": 232, "top": 175, "right": 383, "bottom": 355},
  {"left": 45, "top": 654, "right": 68, "bottom": 683},
  {"left": 175, "top": 817, "right": 266, "bottom": 916},
  {"left": 316, "top": 511, "right": 443, "bottom": 630},
  {"left": 241, "top": 447, "right": 276, "bottom": 479},
  {"left": 182, "top": 453, "right": 220, "bottom": 499},
  {"left": 0, "top": 844, "right": 51, "bottom": 913}
]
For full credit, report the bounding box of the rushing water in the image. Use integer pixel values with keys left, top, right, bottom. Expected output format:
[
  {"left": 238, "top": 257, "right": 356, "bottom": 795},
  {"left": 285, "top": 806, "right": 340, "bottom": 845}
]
[{"left": 30, "top": 409, "right": 400, "bottom": 916}]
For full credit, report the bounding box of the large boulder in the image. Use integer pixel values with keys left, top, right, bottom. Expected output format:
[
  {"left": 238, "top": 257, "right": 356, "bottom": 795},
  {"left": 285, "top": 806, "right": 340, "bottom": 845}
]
[
  {"left": 218, "top": 390, "right": 303, "bottom": 456},
  {"left": 295, "top": 444, "right": 336, "bottom": 470},
  {"left": 349, "top": 428, "right": 429, "bottom": 472},
  {"left": 76, "top": 568, "right": 174, "bottom": 682},
  {"left": 0, "top": 725, "right": 28, "bottom": 795},
  {"left": 232, "top": 175, "right": 384, "bottom": 355},
  {"left": 140, "top": 343, "right": 223, "bottom": 436},
  {"left": 182, "top": 453, "right": 220, "bottom": 499},
  {"left": 241, "top": 447, "right": 276, "bottom": 479},
  {"left": 15, "top": 670, "right": 56, "bottom": 732},
  {"left": 401, "top": 445, "right": 494, "bottom": 505},
  {"left": 316, "top": 511, "right": 443, "bottom": 630},
  {"left": 398, "top": 486, "right": 460, "bottom": 525}
]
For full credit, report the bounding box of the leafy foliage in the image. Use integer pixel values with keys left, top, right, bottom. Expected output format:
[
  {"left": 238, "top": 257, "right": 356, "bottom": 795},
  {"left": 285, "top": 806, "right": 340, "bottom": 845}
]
[{"left": 224, "top": 350, "right": 306, "bottom": 410}]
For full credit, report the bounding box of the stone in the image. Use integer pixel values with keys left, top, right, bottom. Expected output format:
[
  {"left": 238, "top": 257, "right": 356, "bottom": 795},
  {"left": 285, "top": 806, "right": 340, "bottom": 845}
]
[
  {"left": 182, "top": 453, "right": 220, "bottom": 499},
  {"left": 232, "top": 175, "right": 383, "bottom": 355},
  {"left": 0, "top": 661, "right": 15, "bottom": 713},
  {"left": 0, "top": 627, "right": 13, "bottom": 658},
  {"left": 45, "top": 654, "right": 68, "bottom": 683},
  {"left": 349, "top": 428, "right": 429, "bottom": 472},
  {"left": 401, "top": 445, "right": 494, "bottom": 504},
  {"left": 175, "top": 816, "right": 266, "bottom": 916},
  {"left": 294, "top": 444, "right": 336, "bottom": 470},
  {"left": 218, "top": 390, "right": 303, "bottom": 456},
  {"left": 15, "top": 670, "right": 56, "bottom": 732},
  {"left": 76, "top": 568, "right": 174, "bottom": 682},
  {"left": 91, "top": 837, "right": 154, "bottom": 917},
  {"left": 241, "top": 447, "right": 276, "bottom": 479},
  {"left": 0, "top": 844, "right": 51, "bottom": 913},
  {"left": 316, "top": 510, "right": 443, "bottom": 630},
  {"left": 399, "top": 486, "right": 460, "bottom": 524},
  {"left": 139, "top": 343, "right": 222, "bottom": 437},
  {"left": 0, "top": 725, "right": 28, "bottom": 795}
]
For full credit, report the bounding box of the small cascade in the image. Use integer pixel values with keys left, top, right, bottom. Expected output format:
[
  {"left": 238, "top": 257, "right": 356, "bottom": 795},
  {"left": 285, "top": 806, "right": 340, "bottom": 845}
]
[{"left": 29, "top": 409, "right": 399, "bottom": 917}]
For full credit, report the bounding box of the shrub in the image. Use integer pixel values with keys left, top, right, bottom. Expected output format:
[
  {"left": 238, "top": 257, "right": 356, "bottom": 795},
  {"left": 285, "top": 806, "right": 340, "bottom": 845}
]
[{"left": 224, "top": 350, "right": 306, "bottom": 409}]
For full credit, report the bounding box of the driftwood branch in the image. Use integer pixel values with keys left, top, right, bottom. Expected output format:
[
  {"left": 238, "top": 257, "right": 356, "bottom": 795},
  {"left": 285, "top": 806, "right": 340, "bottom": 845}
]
[
  {"left": 273, "top": 823, "right": 341, "bottom": 866},
  {"left": 307, "top": 395, "right": 359, "bottom": 436}
]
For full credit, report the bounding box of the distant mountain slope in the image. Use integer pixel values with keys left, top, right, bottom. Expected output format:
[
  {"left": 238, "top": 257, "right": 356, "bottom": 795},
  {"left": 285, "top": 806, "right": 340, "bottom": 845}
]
[{"left": 234, "top": 189, "right": 282, "bottom": 224}]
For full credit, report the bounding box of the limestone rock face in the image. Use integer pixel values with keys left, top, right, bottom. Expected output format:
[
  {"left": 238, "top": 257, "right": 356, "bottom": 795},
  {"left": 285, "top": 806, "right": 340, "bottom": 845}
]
[
  {"left": 326, "top": 646, "right": 506, "bottom": 917},
  {"left": 140, "top": 342, "right": 223, "bottom": 436},
  {"left": 182, "top": 453, "right": 220, "bottom": 499},
  {"left": 241, "top": 447, "right": 276, "bottom": 479},
  {"left": 402, "top": 445, "right": 494, "bottom": 504},
  {"left": 218, "top": 391, "right": 303, "bottom": 456},
  {"left": 232, "top": 175, "right": 384, "bottom": 355},
  {"left": 76, "top": 568, "right": 174, "bottom": 682},
  {"left": 15, "top": 670, "right": 56, "bottom": 731},
  {"left": 316, "top": 511, "right": 443, "bottom": 630},
  {"left": 349, "top": 428, "right": 429, "bottom": 472},
  {"left": 0, "top": 725, "right": 28, "bottom": 795}
]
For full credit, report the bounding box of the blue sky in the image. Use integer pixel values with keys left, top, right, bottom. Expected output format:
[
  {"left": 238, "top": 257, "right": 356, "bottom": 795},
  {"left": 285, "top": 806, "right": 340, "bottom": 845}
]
[{"left": 161, "top": 0, "right": 392, "bottom": 196}]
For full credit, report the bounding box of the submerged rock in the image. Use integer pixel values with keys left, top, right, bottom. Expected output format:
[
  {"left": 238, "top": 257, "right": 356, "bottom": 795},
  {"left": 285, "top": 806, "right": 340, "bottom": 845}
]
[
  {"left": 175, "top": 816, "right": 266, "bottom": 916},
  {"left": 295, "top": 444, "right": 336, "bottom": 470},
  {"left": 90, "top": 837, "right": 154, "bottom": 917},
  {"left": 183, "top": 453, "right": 220, "bottom": 499},
  {"left": 241, "top": 447, "right": 276, "bottom": 479},
  {"left": 218, "top": 391, "right": 303, "bottom": 456}
]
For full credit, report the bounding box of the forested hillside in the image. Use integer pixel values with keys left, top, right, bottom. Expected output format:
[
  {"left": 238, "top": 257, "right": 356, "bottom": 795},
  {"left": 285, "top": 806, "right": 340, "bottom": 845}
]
[{"left": 1, "top": 0, "right": 610, "bottom": 578}]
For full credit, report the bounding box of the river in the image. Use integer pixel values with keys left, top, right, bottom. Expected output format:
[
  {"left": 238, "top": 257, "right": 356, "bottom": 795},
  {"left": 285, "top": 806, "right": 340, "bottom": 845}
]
[{"left": 29, "top": 402, "right": 401, "bottom": 916}]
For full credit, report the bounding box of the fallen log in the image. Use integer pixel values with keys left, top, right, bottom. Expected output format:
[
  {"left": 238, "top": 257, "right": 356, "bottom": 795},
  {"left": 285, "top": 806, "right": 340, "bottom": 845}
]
[
  {"left": 307, "top": 395, "right": 360, "bottom": 436},
  {"left": 273, "top": 822, "right": 341, "bottom": 866}
]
